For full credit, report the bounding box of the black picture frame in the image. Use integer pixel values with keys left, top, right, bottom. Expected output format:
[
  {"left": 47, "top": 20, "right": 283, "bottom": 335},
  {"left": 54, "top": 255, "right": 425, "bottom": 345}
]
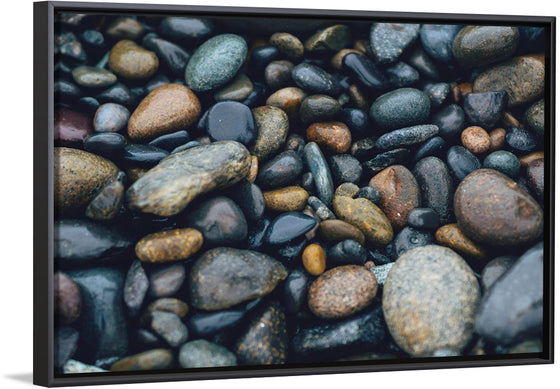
[{"left": 34, "top": 1, "right": 556, "bottom": 387}]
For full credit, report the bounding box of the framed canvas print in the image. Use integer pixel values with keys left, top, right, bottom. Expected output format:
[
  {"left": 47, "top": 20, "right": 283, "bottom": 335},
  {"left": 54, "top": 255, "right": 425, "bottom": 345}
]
[{"left": 33, "top": 1, "right": 555, "bottom": 387}]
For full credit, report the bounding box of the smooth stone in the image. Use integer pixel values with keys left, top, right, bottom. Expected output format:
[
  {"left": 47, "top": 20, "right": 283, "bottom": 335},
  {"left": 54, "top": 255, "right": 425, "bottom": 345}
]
[
  {"left": 144, "top": 311, "right": 188, "bottom": 348},
  {"left": 386, "top": 61, "right": 419, "bottom": 88},
  {"left": 171, "top": 141, "right": 201, "bottom": 154},
  {"left": 54, "top": 272, "right": 81, "bottom": 324},
  {"left": 476, "top": 243, "right": 543, "bottom": 345},
  {"left": 299, "top": 95, "right": 342, "bottom": 124},
  {"left": 369, "top": 23, "right": 420, "bottom": 64},
  {"left": 127, "top": 84, "right": 201, "bottom": 141},
  {"left": 264, "top": 212, "right": 317, "bottom": 245},
  {"left": 214, "top": 74, "right": 254, "bottom": 101},
  {"left": 355, "top": 186, "right": 381, "bottom": 203},
  {"left": 188, "top": 299, "right": 261, "bottom": 337},
  {"left": 383, "top": 245, "right": 480, "bottom": 357},
  {"left": 257, "top": 150, "right": 302, "bottom": 189},
  {"left": 413, "top": 136, "right": 446, "bottom": 163},
  {"left": 264, "top": 60, "right": 294, "bottom": 90},
  {"left": 85, "top": 172, "right": 126, "bottom": 220},
  {"left": 305, "top": 24, "right": 351, "bottom": 52},
  {"left": 67, "top": 268, "right": 128, "bottom": 364},
  {"left": 334, "top": 182, "right": 359, "bottom": 198},
  {"left": 264, "top": 186, "right": 309, "bottom": 212},
  {"left": 291, "top": 63, "right": 341, "bottom": 96},
  {"left": 526, "top": 158, "right": 544, "bottom": 202},
  {"left": 435, "top": 224, "right": 487, "bottom": 260},
  {"left": 235, "top": 301, "right": 288, "bottom": 365},
  {"left": 327, "top": 239, "right": 368, "bottom": 266},
  {"left": 446, "top": 145, "right": 481, "bottom": 180},
  {"left": 364, "top": 148, "right": 411, "bottom": 174},
  {"left": 473, "top": 56, "right": 545, "bottom": 107},
  {"left": 308, "top": 265, "right": 378, "bottom": 319},
  {"left": 420, "top": 24, "right": 462, "bottom": 63},
  {"left": 159, "top": 17, "right": 214, "bottom": 44},
  {"left": 80, "top": 30, "right": 106, "bottom": 56},
  {"left": 284, "top": 269, "right": 309, "bottom": 314},
  {"left": 406, "top": 47, "right": 440, "bottom": 80},
  {"left": 186, "top": 34, "right": 247, "bottom": 92},
  {"left": 55, "top": 327, "right": 79, "bottom": 369},
  {"left": 224, "top": 182, "right": 264, "bottom": 222},
  {"left": 108, "top": 40, "right": 159, "bottom": 79},
  {"left": 292, "top": 307, "right": 387, "bottom": 356},
  {"left": 308, "top": 196, "right": 336, "bottom": 220},
  {"left": 55, "top": 31, "right": 87, "bottom": 63},
  {"left": 519, "top": 151, "right": 545, "bottom": 168},
  {"left": 454, "top": 169, "right": 543, "bottom": 246},
  {"left": 307, "top": 122, "right": 352, "bottom": 154},
  {"left": 96, "top": 82, "right": 137, "bottom": 109},
  {"left": 184, "top": 196, "right": 247, "bottom": 245},
  {"left": 489, "top": 128, "right": 507, "bottom": 151},
  {"left": 302, "top": 243, "right": 327, "bottom": 276},
  {"left": 266, "top": 87, "right": 307, "bottom": 118},
  {"left": 148, "top": 130, "right": 190, "bottom": 151},
  {"left": 248, "top": 45, "right": 280, "bottom": 75},
  {"left": 147, "top": 298, "right": 189, "bottom": 318},
  {"left": 342, "top": 53, "right": 388, "bottom": 90},
  {"left": 340, "top": 108, "right": 371, "bottom": 137},
  {"left": 179, "top": 340, "right": 237, "bottom": 368},
  {"left": 145, "top": 74, "right": 170, "bottom": 94},
  {"left": 190, "top": 248, "right": 287, "bottom": 310},
  {"left": 54, "top": 148, "right": 118, "bottom": 213},
  {"left": 123, "top": 260, "right": 149, "bottom": 316},
  {"left": 54, "top": 108, "right": 93, "bottom": 147},
  {"left": 525, "top": 99, "right": 545, "bottom": 137},
  {"left": 332, "top": 195, "right": 393, "bottom": 246},
  {"left": 93, "top": 103, "right": 130, "bottom": 133},
  {"left": 483, "top": 150, "right": 520, "bottom": 178},
  {"left": 111, "top": 349, "right": 174, "bottom": 371},
  {"left": 424, "top": 82, "right": 450, "bottom": 108},
  {"left": 269, "top": 32, "right": 304, "bottom": 61},
  {"left": 393, "top": 227, "right": 434, "bottom": 257},
  {"left": 328, "top": 154, "right": 362, "bottom": 185},
  {"left": 250, "top": 105, "right": 289, "bottom": 161},
  {"left": 149, "top": 264, "right": 185, "bottom": 298},
  {"left": 505, "top": 127, "right": 538, "bottom": 154},
  {"left": 318, "top": 219, "right": 365, "bottom": 246},
  {"left": 106, "top": 17, "right": 144, "bottom": 39},
  {"left": 54, "top": 79, "right": 82, "bottom": 103},
  {"left": 142, "top": 33, "right": 190, "bottom": 77},
  {"left": 413, "top": 157, "right": 454, "bottom": 224},
  {"left": 432, "top": 104, "right": 465, "bottom": 140},
  {"left": 63, "top": 360, "right": 107, "bottom": 374},
  {"left": 206, "top": 101, "right": 256, "bottom": 145},
  {"left": 370, "top": 88, "right": 431, "bottom": 130},
  {"left": 77, "top": 96, "right": 101, "bottom": 116},
  {"left": 375, "top": 124, "right": 438, "bottom": 151},
  {"left": 464, "top": 91, "right": 508, "bottom": 129},
  {"left": 303, "top": 142, "right": 335, "bottom": 205},
  {"left": 481, "top": 256, "right": 516, "bottom": 292},
  {"left": 371, "top": 263, "right": 394, "bottom": 286},
  {"left": 72, "top": 66, "right": 117, "bottom": 88},
  {"left": 461, "top": 126, "right": 491, "bottom": 154},
  {"left": 407, "top": 208, "right": 440, "bottom": 230},
  {"left": 135, "top": 228, "right": 203, "bottom": 263},
  {"left": 285, "top": 133, "right": 306, "bottom": 157},
  {"left": 123, "top": 144, "right": 169, "bottom": 167},
  {"left": 452, "top": 26, "right": 519, "bottom": 67},
  {"left": 127, "top": 141, "right": 251, "bottom": 217}
]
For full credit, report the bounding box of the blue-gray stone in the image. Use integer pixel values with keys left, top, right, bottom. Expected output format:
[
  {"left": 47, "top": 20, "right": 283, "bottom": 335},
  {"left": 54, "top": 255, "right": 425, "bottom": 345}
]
[
  {"left": 446, "top": 146, "right": 481, "bottom": 180},
  {"left": 304, "top": 142, "right": 334, "bottom": 205},
  {"left": 370, "top": 88, "right": 431, "bottom": 129},
  {"left": 424, "top": 82, "right": 450, "bottom": 108},
  {"left": 386, "top": 61, "right": 419, "bottom": 88},
  {"left": 413, "top": 157, "right": 454, "bottom": 224},
  {"left": 419, "top": 24, "right": 462, "bottom": 63},
  {"left": 483, "top": 150, "right": 520, "bottom": 178},
  {"left": 393, "top": 227, "right": 434, "bottom": 258},
  {"left": 432, "top": 104, "right": 465, "bottom": 140},
  {"left": 93, "top": 103, "right": 130, "bottom": 132},
  {"left": 375, "top": 124, "right": 438, "bottom": 151},
  {"left": 464, "top": 91, "right": 508, "bottom": 129},
  {"left": 369, "top": 23, "right": 420, "bottom": 64},
  {"left": 291, "top": 63, "right": 341, "bottom": 96}
]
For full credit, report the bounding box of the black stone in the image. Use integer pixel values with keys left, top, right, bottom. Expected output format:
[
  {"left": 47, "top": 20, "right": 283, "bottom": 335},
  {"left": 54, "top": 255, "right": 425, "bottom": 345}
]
[
  {"left": 413, "top": 156, "right": 454, "bottom": 224},
  {"left": 265, "top": 212, "right": 317, "bottom": 245},
  {"left": 424, "top": 82, "right": 450, "bottom": 108},
  {"left": 304, "top": 142, "right": 335, "bottom": 206},
  {"left": 148, "top": 130, "right": 191, "bottom": 151},
  {"left": 227, "top": 182, "right": 266, "bottom": 222},
  {"left": 340, "top": 108, "right": 371, "bottom": 137},
  {"left": 464, "top": 91, "right": 508, "bottom": 129},
  {"left": 76, "top": 96, "right": 101, "bottom": 116},
  {"left": 419, "top": 24, "right": 462, "bottom": 64},
  {"left": 257, "top": 150, "right": 303, "bottom": 189},
  {"left": 446, "top": 145, "right": 481, "bottom": 181},
  {"left": 364, "top": 148, "right": 411, "bottom": 174},
  {"left": 505, "top": 127, "right": 539, "bottom": 154},
  {"left": 248, "top": 218, "right": 271, "bottom": 251},
  {"left": 350, "top": 137, "right": 378, "bottom": 161},
  {"left": 432, "top": 104, "right": 465, "bottom": 140},
  {"left": 284, "top": 269, "right": 309, "bottom": 314},
  {"left": 413, "top": 136, "right": 446, "bottom": 163},
  {"left": 355, "top": 186, "right": 381, "bottom": 203},
  {"left": 308, "top": 196, "right": 336, "bottom": 220},
  {"left": 83, "top": 132, "right": 126, "bottom": 156},
  {"left": 142, "top": 33, "right": 191, "bottom": 77},
  {"left": 386, "top": 62, "right": 419, "bottom": 88},
  {"left": 375, "top": 125, "right": 439, "bottom": 151},
  {"left": 188, "top": 298, "right": 262, "bottom": 337},
  {"left": 393, "top": 227, "right": 434, "bottom": 258},
  {"left": 206, "top": 101, "right": 256, "bottom": 145},
  {"left": 55, "top": 79, "right": 82, "bottom": 103},
  {"left": 249, "top": 45, "right": 280, "bottom": 76},
  {"left": 159, "top": 17, "right": 214, "bottom": 45},
  {"left": 407, "top": 208, "right": 440, "bottom": 230},
  {"left": 96, "top": 83, "right": 137, "bottom": 109},
  {"left": 342, "top": 53, "right": 388, "bottom": 91},
  {"left": 123, "top": 144, "right": 169, "bottom": 167},
  {"left": 241, "top": 81, "right": 267, "bottom": 108},
  {"left": 328, "top": 154, "right": 362, "bottom": 185},
  {"left": 299, "top": 95, "right": 342, "bottom": 124},
  {"left": 406, "top": 47, "right": 440, "bottom": 80},
  {"left": 328, "top": 239, "right": 368, "bottom": 266},
  {"left": 291, "top": 63, "right": 341, "bottom": 96}
]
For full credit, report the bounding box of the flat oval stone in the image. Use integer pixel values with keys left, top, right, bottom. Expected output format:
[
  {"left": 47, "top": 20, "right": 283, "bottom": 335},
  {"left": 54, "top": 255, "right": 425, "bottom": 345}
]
[
  {"left": 303, "top": 142, "right": 335, "bottom": 205},
  {"left": 375, "top": 124, "right": 438, "bottom": 151},
  {"left": 265, "top": 87, "right": 307, "bottom": 118},
  {"left": 55, "top": 79, "right": 82, "bottom": 103},
  {"left": 383, "top": 245, "right": 480, "bottom": 357},
  {"left": 454, "top": 169, "right": 543, "bottom": 246},
  {"left": 123, "top": 260, "right": 149, "bottom": 316},
  {"left": 179, "top": 340, "right": 237, "bottom": 368},
  {"left": 369, "top": 23, "right": 420, "bottom": 64},
  {"left": 106, "top": 17, "right": 144, "bottom": 40},
  {"left": 463, "top": 91, "right": 508, "bottom": 129},
  {"left": 393, "top": 227, "right": 434, "bottom": 257},
  {"left": 159, "top": 17, "right": 214, "bottom": 44},
  {"left": 186, "top": 34, "right": 247, "bottom": 92},
  {"left": 291, "top": 63, "right": 341, "bottom": 96},
  {"left": 206, "top": 101, "right": 256, "bottom": 145},
  {"left": 525, "top": 99, "right": 544, "bottom": 137},
  {"left": 257, "top": 150, "right": 303, "bottom": 189},
  {"left": 127, "top": 84, "right": 201, "bottom": 141},
  {"left": 435, "top": 223, "right": 487, "bottom": 260},
  {"left": 142, "top": 33, "right": 190, "bottom": 77},
  {"left": 308, "top": 265, "right": 378, "bottom": 319},
  {"left": 149, "top": 264, "right": 185, "bottom": 298},
  {"left": 307, "top": 122, "right": 352, "bottom": 154},
  {"left": 452, "top": 26, "right": 519, "bottom": 67},
  {"left": 184, "top": 196, "right": 248, "bottom": 245},
  {"left": 263, "top": 186, "right": 309, "bottom": 212},
  {"left": 187, "top": 299, "right": 261, "bottom": 337},
  {"left": 108, "top": 40, "right": 159, "bottom": 79},
  {"left": 413, "top": 157, "right": 454, "bottom": 224},
  {"left": 148, "top": 130, "right": 190, "bottom": 151},
  {"left": 54, "top": 147, "right": 118, "bottom": 213},
  {"left": 264, "top": 212, "right": 317, "bottom": 245},
  {"left": 54, "top": 108, "right": 93, "bottom": 147},
  {"left": 72, "top": 66, "right": 117, "bottom": 88},
  {"left": 420, "top": 24, "right": 462, "bottom": 63},
  {"left": 54, "top": 272, "right": 81, "bottom": 324},
  {"left": 269, "top": 32, "right": 304, "bottom": 61},
  {"left": 111, "top": 349, "right": 174, "bottom": 371},
  {"left": 250, "top": 105, "right": 289, "bottom": 161},
  {"left": 147, "top": 298, "right": 189, "bottom": 318},
  {"left": 461, "top": 126, "right": 491, "bottom": 154},
  {"left": 190, "top": 248, "right": 287, "bottom": 310},
  {"left": 328, "top": 154, "right": 362, "bottom": 185},
  {"left": 342, "top": 53, "right": 388, "bottom": 91},
  {"left": 135, "top": 228, "right": 203, "bottom": 263},
  {"left": 369, "top": 165, "right": 421, "bottom": 230},
  {"left": 332, "top": 195, "right": 393, "bottom": 246},
  {"left": 370, "top": 88, "right": 431, "bottom": 129},
  {"left": 318, "top": 219, "right": 365, "bottom": 246},
  {"left": 302, "top": 243, "right": 327, "bottom": 276},
  {"left": 126, "top": 141, "right": 251, "bottom": 217},
  {"left": 446, "top": 145, "right": 481, "bottom": 180},
  {"left": 93, "top": 103, "right": 130, "bottom": 133},
  {"left": 483, "top": 150, "right": 520, "bottom": 178},
  {"left": 473, "top": 56, "right": 545, "bottom": 106},
  {"left": 432, "top": 104, "right": 465, "bottom": 140},
  {"left": 123, "top": 144, "right": 169, "bottom": 167},
  {"left": 299, "top": 95, "right": 342, "bottom": 124}
]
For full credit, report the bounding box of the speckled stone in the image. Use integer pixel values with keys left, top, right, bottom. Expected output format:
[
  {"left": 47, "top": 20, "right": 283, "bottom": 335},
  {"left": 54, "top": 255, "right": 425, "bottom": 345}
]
[
  {"left": 147, "top": 298, "right": 189, "bottom": 318},
  {"left": 72, "top": 66, "right": 117, "bottom": 88},
  {"left": 250, "top": 105, "right": 289, "bottom": 161},
  {"left": 127, "top": 84, "right": 201, "bottom": 141},
  {"left": 364, "top": 148, "right": 411, "bottom": 174},
  {"left": 473, "top": 56, "right": 545, "bottom": 107},
  {"left": 179, "top": 340, "right": 237, "bottom": 368},
  {"left": 505, "top": 126, "right": 538, "bottom": 154},
  {"left": 299, "top": 95, "right": 342, "bottom": 124},
  {"left": 383, "top": 245, "right": 480, "bottom": 357},
  {"left": 308, "top": 265, "right": 378, "bottom": 319},
  {"left": 332, "top": 195, "right": 393, "bottom": 246},
  {"left": 302, "top": 243, "right": 327, "bottom": 275},
  {"left": 190, "top": 248, "right": 287, "bottom": 310},
  {"left": 269, "top": 32, "right": 304, "bottom": 61},
  {"left": 149, "top": 264, "right": 185, "bottom": 298},
  {"left": 370, "top": 88, "right": 431, "bottom": 129},
  {"left": 126, "top": 141, "right": 251, "bottom": 217},
  {"left": 419, "top": 24, "right": 462, "bottom": 63},
  {"left": 235, "top": 301, "right": 288, "bottom": 365},
  {"left": 263, "top": 186, "right": 309, "bottom": 212},
  {"left": 109, "top": 40, "right": 159, "bottom": 79},
  {"left": 480, "top": 256, "right": 516, "bottom": 292},
  {"left": 111, "top": 349, "right": 174, "bottom": 371},
  {"left": 413, "top": 157, "right": 454, "bottom": 224},
  {"left": 452, "top": 26, "right": 519, "bottom": 67},
  {"left": 386, "top": 61, "right": 420, "bottom": 88},
  {"left": 93, "top": 103, "right": 130, "bottom": 133},
  {"left": 435, "top": 223, "right": 487, "bottom": 260},
  {"left": 186, "top": 34, "right": 248, "bottom": 92},
  {"left": 303, "top": 142, "right": 335, "bottom": 205},
  {"left": 461, "top": 126, "right": 491, "bottom": 154},
  {"left": 307, "top": 122, "right": 352, "bottom": 154},
  {"left": 318, "top": 219, "right": 365, "bottom": 245},
  {"left": 85, "top": 172, "right": 125, "bottom": 221},
  {"left": 54, "top": 272, "right": 81, "bottom": 325},
  {"left": 454, "top": 169, "right": 543, "bottom": 246},
  {"left": 463, "top": 91, "right": 508, "bottom": 129},
  {"left": 328, "top": 154, "right": 362, "bottom": 185},
  {"left": 304, "top": 24, "right": 351, "bottom": 52},
  {"left": 135, "top": 228, "right": 203, "bottom": 263},
  {"left": 369, "top": 23, "right": 420, "bottom": 64},
  {"left": 265, "top": 87, "right": 307, "bottom": 118},
  {"left": 106, "top": 17, "right": 145, "bottom": 40},
  {"left": 291, "top": 63, "right": 341, "bottom": 96},
  {"left": 54, "top": 147, "right": 118, "bottom": 214},
  {"left": 334, "top": 182, "right": 359, "bottom": 198},
  {"left": 378, "top": 125, "right": 439, "bottom": 152},
  {"left": 483, "top": 150, "right": 520, "bottom": 178},
  {"left": 123, "top": 261, "right": 149, "bottom": 316},
  {"left": 307, "top": 196, "right": 336, "bottom": 220},
  {"left": 526, "top": 158, "right": 544, "bottom": 202},
  {"left": 525, "top": 99, "right": 545, "bottom": 137}
]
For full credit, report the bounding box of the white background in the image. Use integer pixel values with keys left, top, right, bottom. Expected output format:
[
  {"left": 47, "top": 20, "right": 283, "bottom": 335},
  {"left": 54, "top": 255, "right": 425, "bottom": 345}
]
[{"left": 0, "top": 0, "right": 558, "bottom": 387}]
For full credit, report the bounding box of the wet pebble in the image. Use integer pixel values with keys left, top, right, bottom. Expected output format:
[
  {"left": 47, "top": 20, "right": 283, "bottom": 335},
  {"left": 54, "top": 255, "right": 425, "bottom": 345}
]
[
  {"left": 72, "top": 66, "right": 117, "bottom": 88},
  {"left": 452, "top": 26, "right": 519, "bottom": 67},
  {"left": 461, "top": 126, "right": 491, "bottom": 154},
  {"left": 109, "top": 40, "right": 159, "bottom": 79},
  {"left": 265, "top": 212, "right": 317, "bottom": 245},
  {"left": 463, "top": 91, "right": 508, "bottom": 129},
  {"left": 483, "top": 150, "right": 520, "bottom": 178},
  {"left": 369, "top": 23, "right": 420, "bottom": 64},
  {"left": 149, "top": 264, "right": 185, "bottom": 298},
  {"left": 342, "top": 53, "right": 388, "bottom": 91},
  {"left": 292, "top": 63, "right": 341, "bottom": 96},
  {"left": 386, "top": 62, "right": 419, "bottom": 88},
  {"left": 413, "top": 157, "right": 454, "bottom": 224},
  {"left": 54, "top": 108, "right": 93, "bottom": 147},
  {"left": 142, "top": 33, "right": 190, "bottom": 77},
  {"left": 435, "top": 223, "right": 487, "bottom": 260},
  {"left": 318, "top": 220, "right": 365, "bottom": 246},
  {"left": 393, "top": 227, "right": 434, "bottom": 257},
  {"left": 303, "top": 142, "right": 335, "bottom": 205},
  {"left": 257, "top": 150, "right": 303, "bottom": 189},
  {"left": 264, "top": 186, "right": 309, "bottom": 212},
  {"left": 299, "top": 95, "right": 342, "bottom": 124},
  {"left": 370, "top": 88, "right": 431, "bottom": 130},
  {"left": 269, "top": 32, "right": 304, "bottom": 61},
  {"left": 123, "top": 144, "right": 169, "bottom": 167},
  {"left": 505, "top": 127, "right": 538, "bottom": 154},
  {"left": 111, "top": 349, "right": 174, "bottom": 371},
  {"left": 432, "top": 104, "right": 465, "bottom": 140},
  {"left": 265, "top": 60, "right": 294, "bottom": 90},
  {"left": 302, "top": 243, "right": 327, "bottom": 275},
  {"left": 420, "top": 24, "right": 462, "bottom": 63},
  {"left": 179, "top": 340, "right": 237, "bottom": 368},
  {"left": 446, "top": 145, "right": 481, "bottom": 181},
  {"left": 407, "top": 208, "right": 440, "bottom": 230},
  {"left": 307, "top": 122, "right": 352, "bottom": 154},
  {"left": 206, "top": 101, "right": 256, "bottom": 145}
]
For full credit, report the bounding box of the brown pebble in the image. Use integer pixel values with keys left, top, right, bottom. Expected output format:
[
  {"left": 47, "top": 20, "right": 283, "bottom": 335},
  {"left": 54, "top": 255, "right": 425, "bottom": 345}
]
[
  {"left": 364, "top": 261, "right": 376, "bottom": 270},
  {"left": 302, "top": 243, "right": 327, "bottom": 276},
  {"left": 106, "top": 17, "right": 145, "bottom": 40},
  {"left": 246, "top": 156, "right": 259, "bottom": 183},
  {"left": 307, "top": 122, "right": 352, "bottom": 154},
  {"left": 451, "top": 84, "right": 462, "bottom": 104},
  {"left": 269, "top": 32, "right": 304, "bottom": 61},
  {"left": 127, "top": 167, "right": 148, "bottom": 183},
  {"left": 263, "top": 186, "right": 309, "bottom": 212},
  {"left": 526, "top": 158, "right": 544, "bottom": 202},
  {"left": 108, "top": 40, "right": 159, "bottom": 79},
  {"left": 348, "top": 84, "right": 369, "bottom": 110},
  {"left": 111, "top": 349, "right": 173, "bottom": 371},
  {"left": 488, "top": 128, "right": 506, "bottom": 151},
  {"left": 435, "top": 223, "right": 487, "bottom": 260},
  {"left": 502, "top": 111, "right": 521, "bottom": 128},
  {"left": 353, "top": 40, "right": 368, "bottom": 53},
  {"left": 519, "top": 151, "right": 545, "bottom": 168},
  {"left": 266, "top": 87, "right": 307, "bottom": 119},
  {"left": 461, "top": 126, "right": 491, "bottom": 154},
  {"left": 54, "top": 272, "right": 81, "bottom": 325},
  {"left": 334, "top": 182, "right": 359, "bottom": 198},
  {"left": 135, "top": 228, "right": 203, "bottom": 263},
  {"left": 147, "top": 298, "right": 189, "bottom": 318},
  {"left": 331, "top": 49, "right": 362, "bottom": 70},
  {"left": 318, "top": 219, "right": 366, "bottom": 245},
  {"left": 457, "top": 82, "right": 473, "bottom": 101}
]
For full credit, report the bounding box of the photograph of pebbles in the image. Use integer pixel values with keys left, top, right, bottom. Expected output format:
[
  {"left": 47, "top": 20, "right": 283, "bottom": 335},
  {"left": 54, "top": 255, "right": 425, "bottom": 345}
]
[{"left": 49, "top": 5, "right": 551, "bottom": 383}]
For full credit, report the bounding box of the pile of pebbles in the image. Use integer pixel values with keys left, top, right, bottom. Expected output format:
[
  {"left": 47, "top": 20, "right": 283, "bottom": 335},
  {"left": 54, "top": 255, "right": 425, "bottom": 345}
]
[{"left": 53, "top": 13, "right": 546, "bottom": 374}]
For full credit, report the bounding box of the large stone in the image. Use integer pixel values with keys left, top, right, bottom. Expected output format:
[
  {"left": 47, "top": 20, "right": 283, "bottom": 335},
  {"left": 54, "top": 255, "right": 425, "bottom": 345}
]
[
  {"left": 108, "top": 40, "right": 159, "bottom": 79},
  {"left": 452, "top": 26, "right": 519, "bottom": 67}
]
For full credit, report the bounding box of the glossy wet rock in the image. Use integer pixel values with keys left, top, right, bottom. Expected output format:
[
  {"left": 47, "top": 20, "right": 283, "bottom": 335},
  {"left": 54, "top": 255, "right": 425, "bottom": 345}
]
[
  {"left": 93, "top": 103, "right": 130, "bottom": 133},
  {"left": 265, "top": 87, "right": 307, "bottom": 118},
  {"left": 413, "top": 157, "right": 454, "bottom": 224},
  {"left": 303, "top": 142, "right": 334, "bottom": 205},
  {"left": 369, "top": 23, "right": 420, "bottom": 64},
  {"left": 85, "top": 172, "right": 125, "bottom": 221},
  {"left": 54, "top": 108, "right": 93, "bottom": 147},
  {"left": 302, "top": 243, "right": 327, "bottom": 275},
  {"left": 327, "top": 239, "right": 368, "bottom": 267},
  {"left": 206, "top": 101, "right": 256, "bottom": 145},
  {"left": 251, "top": 106, "right": 289, "bottom": 161},
  {"left": 386, "top": 62, "right": 419, "bottom": 88},
  {"left": 123, "top": 144, "right": 169, "bottom": 167},
  {"left": 307, "top": 122, "right": 352, "bottom": 154},
  {"left": 123, "top": 260, "right": 149, "bottom": 316},
  {"left": 342, "top": 53, "right": 388, "bottom": 91},
  {"left": 446, "top": 145, "right": 481, "bottom": 180},
  {"left": 269, "top": 32, "right": 304, "bottom": 61},
  {"left": 263, "top": 186, "right": 309, "bottom": 212},
  {"left": 299, "top": 95, "right": 342, "bottom": 124},
  {"left": 265, "top": 60, "right": 294, "bottom": 90},
  {"left": 72, "top": 66, "right": 117, "bottom": 88},
  {"left": 525, "top": 99, "right": 545, "bottom": 137},
  {"left": 257, "top": 150, "right": 303, "bottom": 189},
  {"left": 483, "top": 150, "right": 520, "bottom": 178},
  {"left": 54, "top": 272, "right": 81, "bottom": 324},
  {"left": 407, "top": 208, "right": 440, "bottom": 230},
  {"left": 318, "top": 219, "right": 365, "bottom": 245},
  {"left": 214, "top": 74, "right": 254, "bottom": 101},
  {"left": 369, "top": 88, "right": 431, "bottom": 129},
  {"left": 111, "top": 349, "right": 174, "bottom": 371},
  {"left": 435, "top": 224, "right": 487, "bottom": 260},
  {"left": 463, "top": 91, "right": 508, "bottom": 129},
  {"left": 291, "top": 63, "right": 341, "bottom": 96},
  {"left": 452, "top": 26, "right": 519, "bottom": 67},
  {"left": 109, "top": 40, "right": 159, "bottom": 79},
  {"left": 188, "top": 299, "right": 261, "bottom": 337},
  {"left": 142, "top": 33, "right": 190, "bottom": 77},
  {"left": 375, "top": 124, "right": 438, "bottom": 151},
  {"left": 148, "top": 130, "right": 190, "bottom": 151},
  {"left": 179, "top": 340, "right": 237, "bottom": 368},
  {"left": 135, "top": 228, "right": 203, "bottom": 263},
  {"left": 432, "top": 104, "right": 465, "bottom": 139},
  {"left": 420, "top": 24, "right": 462, "bottom": 63},
  {"left": 264, "top": 212, "right": 317, "bottom": 245}
]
